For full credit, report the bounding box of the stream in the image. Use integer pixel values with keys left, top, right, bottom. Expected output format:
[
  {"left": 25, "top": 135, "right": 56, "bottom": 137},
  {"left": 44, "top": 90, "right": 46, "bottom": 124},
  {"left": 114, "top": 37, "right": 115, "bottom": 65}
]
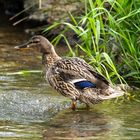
[{"left": 0, "top": 12, "right": 140, "bottom": 140}]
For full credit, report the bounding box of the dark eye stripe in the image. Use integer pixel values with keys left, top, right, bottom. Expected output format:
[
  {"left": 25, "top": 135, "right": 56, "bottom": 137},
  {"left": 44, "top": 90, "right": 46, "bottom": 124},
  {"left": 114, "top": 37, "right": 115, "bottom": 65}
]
[{"left": 33, "top": 40, "right": 40, "bottom": 43}]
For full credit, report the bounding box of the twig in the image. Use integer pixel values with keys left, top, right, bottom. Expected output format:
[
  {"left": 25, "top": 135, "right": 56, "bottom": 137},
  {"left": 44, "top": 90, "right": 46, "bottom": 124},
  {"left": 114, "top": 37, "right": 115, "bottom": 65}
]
[
  {"left": 13, "top": 16, "right": 29, "bottom": 26},
  {"left": 39, "top": 0, "right": 42, "bottom": 9},
  {"left": 9, "top": 3, "right": 36, "bottom": 21}
]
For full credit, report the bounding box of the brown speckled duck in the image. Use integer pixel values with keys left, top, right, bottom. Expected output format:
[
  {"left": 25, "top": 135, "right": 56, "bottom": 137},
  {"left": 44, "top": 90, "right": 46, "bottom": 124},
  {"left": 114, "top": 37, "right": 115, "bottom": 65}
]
[{"left": 15, "top": 35, "right": 124, "bottom": 110}]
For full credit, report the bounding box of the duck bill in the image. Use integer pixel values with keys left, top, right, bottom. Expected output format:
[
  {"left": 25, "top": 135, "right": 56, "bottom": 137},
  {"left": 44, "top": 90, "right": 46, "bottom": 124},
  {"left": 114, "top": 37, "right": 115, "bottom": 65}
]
[{"left": 14, "top": 42, "right": 30, "bottom": 49}]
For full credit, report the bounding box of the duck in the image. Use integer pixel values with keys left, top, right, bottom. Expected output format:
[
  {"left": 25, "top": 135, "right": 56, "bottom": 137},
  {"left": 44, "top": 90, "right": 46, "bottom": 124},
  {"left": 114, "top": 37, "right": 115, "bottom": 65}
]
[{"left": 15, "top": 35, "right": 124, "bottom": 110}]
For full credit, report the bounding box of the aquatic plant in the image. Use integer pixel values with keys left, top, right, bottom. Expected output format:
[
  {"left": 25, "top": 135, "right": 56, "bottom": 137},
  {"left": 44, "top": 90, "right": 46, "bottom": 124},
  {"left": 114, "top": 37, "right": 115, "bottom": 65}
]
[{"left": 44, "top": 0, "right": 140, "bottom": 85}]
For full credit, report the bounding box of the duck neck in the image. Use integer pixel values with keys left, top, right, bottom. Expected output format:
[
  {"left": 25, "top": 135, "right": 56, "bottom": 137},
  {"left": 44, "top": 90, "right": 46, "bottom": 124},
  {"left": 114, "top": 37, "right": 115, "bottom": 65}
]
[{"left": 42, "top": 52, "right": 61, "bottom": 70}]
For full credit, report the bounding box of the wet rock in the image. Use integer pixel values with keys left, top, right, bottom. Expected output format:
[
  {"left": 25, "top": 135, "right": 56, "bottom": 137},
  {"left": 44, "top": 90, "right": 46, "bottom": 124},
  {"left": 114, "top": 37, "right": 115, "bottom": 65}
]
[{"left": 24, "top": 0, "right": 84, "bottom": 24}]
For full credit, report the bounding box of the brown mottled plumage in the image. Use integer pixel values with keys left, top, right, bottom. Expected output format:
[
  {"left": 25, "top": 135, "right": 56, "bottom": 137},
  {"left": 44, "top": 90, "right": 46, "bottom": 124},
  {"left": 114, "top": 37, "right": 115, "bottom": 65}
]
[{"left": 15, "top": 35, "right": 124, "bottom": 110}]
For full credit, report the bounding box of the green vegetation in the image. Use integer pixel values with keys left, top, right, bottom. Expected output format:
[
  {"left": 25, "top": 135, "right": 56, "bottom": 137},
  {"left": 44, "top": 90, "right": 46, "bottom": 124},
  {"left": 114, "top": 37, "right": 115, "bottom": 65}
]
[{"left": 44, "top": 0, "right": 140, "bottom": 85}]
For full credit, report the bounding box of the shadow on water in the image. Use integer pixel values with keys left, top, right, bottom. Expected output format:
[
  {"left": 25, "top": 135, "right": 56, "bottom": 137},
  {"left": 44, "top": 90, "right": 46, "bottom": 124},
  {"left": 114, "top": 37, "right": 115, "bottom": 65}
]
[
  {"left": 0, "top": 9, "right": 140, "bottom": 140},
  {"left": 43, "top": 102, "right": 140, "bottom": 140},
  {"left": 43, "top": 109, "right": 109, "bottom": 139}
]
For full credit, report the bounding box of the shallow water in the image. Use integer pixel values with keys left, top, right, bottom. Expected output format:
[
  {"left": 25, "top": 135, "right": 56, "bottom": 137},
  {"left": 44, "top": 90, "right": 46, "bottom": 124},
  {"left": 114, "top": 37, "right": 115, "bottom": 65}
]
[{"left": 0, "top": 14, "right": 140, "bottom": 140}]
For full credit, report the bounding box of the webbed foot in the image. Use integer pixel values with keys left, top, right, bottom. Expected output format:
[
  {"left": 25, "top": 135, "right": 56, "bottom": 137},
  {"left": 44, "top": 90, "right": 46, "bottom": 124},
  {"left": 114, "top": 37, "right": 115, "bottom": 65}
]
[{"left": 71, "top": 100, "right": 77, "bottom": 111}]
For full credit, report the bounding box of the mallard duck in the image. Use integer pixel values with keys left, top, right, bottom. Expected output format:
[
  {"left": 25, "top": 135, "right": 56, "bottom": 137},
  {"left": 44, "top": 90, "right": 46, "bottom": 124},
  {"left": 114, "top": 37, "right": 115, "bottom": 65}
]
[{"left": 15, "top": 35, "right": 124, "bottom": 110}]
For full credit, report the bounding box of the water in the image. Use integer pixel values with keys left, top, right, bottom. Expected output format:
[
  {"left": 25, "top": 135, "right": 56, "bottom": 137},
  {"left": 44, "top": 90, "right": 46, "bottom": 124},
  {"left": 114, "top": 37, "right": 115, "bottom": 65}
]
[{"left": 0, "top": 14, "right": 140, "bottom": 140}]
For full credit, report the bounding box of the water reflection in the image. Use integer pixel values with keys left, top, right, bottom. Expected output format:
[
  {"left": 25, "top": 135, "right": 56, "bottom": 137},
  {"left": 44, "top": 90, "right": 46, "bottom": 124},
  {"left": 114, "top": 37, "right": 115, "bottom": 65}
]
[
  {"left": 43, "top": 101, "right": 140, "bottom": 140},
  {"left": 43, "top": 109, "right": 109, "bottom": 139},
  {"left": 0, "top": 121, "right": 44, "bottom": 140}
]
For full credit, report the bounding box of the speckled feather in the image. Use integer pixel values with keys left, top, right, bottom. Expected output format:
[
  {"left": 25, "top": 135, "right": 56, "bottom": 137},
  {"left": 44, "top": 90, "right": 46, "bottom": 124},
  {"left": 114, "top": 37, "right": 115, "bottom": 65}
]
[
  {"left": 16, "top": 35, "right": 124, "bottom": 107},
  {"left": 46, "top": 57, "right": 109, "bottom": 104}
]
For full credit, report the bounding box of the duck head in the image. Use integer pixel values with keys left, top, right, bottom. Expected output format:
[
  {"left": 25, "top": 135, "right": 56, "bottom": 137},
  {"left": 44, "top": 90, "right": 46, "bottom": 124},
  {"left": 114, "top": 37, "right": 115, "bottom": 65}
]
[{"left": 15, "top": 35, "right": 55, "bottom": 54}]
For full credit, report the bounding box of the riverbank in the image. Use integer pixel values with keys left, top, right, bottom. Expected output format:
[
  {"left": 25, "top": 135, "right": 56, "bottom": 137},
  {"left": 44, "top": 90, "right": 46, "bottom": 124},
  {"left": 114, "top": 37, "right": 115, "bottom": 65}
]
[{"left": 0, "top": 0, "right": 84, "bottom": 26}]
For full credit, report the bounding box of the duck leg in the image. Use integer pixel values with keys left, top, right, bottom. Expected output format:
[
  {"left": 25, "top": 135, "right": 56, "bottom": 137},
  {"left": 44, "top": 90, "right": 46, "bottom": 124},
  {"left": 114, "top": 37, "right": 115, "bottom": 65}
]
[{"left": 71, "top": 100, "right": 77, "bottom": 111}]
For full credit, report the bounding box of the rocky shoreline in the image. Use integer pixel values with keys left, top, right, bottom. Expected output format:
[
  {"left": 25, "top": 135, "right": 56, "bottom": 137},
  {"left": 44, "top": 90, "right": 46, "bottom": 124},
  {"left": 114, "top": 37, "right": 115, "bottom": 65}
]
[{"left": 0, "top": 0, "right": 84, "bottom": 26}]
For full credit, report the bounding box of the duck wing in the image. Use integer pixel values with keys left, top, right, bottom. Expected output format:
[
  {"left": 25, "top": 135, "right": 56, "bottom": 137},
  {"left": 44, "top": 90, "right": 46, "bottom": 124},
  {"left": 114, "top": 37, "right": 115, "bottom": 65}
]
[
  {"left": 55, "top": 57, "right": 109, "bottom": 89},
  {"left": 47, "top": 57, "right": 124, "bottom": 103},
  {"left": 72, "top": 57, "right": 109, "bottom": 85}
]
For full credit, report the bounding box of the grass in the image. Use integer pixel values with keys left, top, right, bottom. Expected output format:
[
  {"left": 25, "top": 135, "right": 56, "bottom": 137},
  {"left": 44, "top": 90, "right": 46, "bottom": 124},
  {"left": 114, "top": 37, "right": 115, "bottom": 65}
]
[{"left": 43, "top": 0, "right": 140, "bottom": 86}]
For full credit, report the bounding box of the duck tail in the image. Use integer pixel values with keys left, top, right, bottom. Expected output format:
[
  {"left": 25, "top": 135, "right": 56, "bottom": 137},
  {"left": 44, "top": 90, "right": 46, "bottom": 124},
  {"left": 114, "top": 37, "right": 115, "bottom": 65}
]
[{"left": 98, "top": 86, "right": 125, "bottom": 100}]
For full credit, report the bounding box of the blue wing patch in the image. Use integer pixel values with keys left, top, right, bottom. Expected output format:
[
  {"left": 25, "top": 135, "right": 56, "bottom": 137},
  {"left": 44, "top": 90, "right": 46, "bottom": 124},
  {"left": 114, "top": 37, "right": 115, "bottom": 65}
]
[{"left": 74, "top": 80, "right": 96, "bottom": 89}]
